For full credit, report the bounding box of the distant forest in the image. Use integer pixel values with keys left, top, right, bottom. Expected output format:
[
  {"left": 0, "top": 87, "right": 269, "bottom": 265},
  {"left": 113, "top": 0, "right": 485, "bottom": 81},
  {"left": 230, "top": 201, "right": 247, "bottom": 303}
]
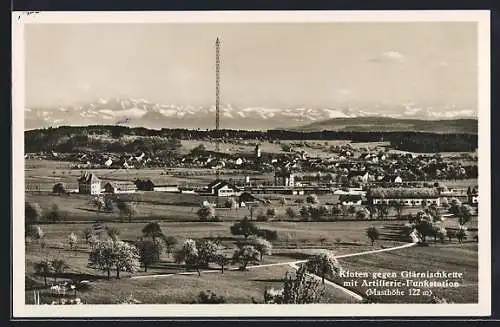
[{"left": 24, "top": 125, "right": 478, "bottom": 153}]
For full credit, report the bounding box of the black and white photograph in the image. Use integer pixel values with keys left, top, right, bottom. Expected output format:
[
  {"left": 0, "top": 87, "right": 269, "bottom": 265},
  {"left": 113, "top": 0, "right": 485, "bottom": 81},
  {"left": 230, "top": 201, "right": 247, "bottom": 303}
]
[{"left": 12, "top": 10, "right": 490, "bottom": 317}]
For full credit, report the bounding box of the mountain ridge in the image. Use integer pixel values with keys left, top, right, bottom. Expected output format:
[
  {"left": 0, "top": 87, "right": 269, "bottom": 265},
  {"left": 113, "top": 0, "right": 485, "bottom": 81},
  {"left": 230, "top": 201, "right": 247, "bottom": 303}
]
[{"left": 24, "top": 97, "right": 478, "bottom": 132}]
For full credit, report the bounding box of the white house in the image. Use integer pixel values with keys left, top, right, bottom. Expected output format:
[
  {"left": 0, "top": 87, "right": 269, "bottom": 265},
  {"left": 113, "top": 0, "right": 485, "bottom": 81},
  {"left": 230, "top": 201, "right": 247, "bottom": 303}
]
[
  {"left": 78, "top": 173, "right": 101, "bottom": 195},
  {"left": 394, "top": 176, "right": 403, "bottom": 184},
  {"left": 339, "top": 195, "right": 363, "bottom": 206},
  {"left": 104, "top": 158, "right": 113, "bottom": 167},
  {"left": 206, "top": 180, "right": 242, "bottom": 197},
  {"left": 367, "top": 187, "right": 440, "bottom": 207},
  {"left": 235, "top": 158, "right": 243, "bottom": 166},
  {"left": 103, "top": 182, "right": 137, "bottom": 194}
]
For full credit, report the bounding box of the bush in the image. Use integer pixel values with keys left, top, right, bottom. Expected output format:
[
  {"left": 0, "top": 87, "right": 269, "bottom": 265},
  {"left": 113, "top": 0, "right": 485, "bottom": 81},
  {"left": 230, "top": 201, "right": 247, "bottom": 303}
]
[
  {"left": 256, "top": 229, "right": 278, "bottom": 241},
  {"left": 266, "top": 207, "right": 277, "bottom": 217},
  {"left": 256, "top": 215, "right": 269, "bottom": 222},
  {"left": 195, "top": 290, "right": 227, "bottom": 304}
]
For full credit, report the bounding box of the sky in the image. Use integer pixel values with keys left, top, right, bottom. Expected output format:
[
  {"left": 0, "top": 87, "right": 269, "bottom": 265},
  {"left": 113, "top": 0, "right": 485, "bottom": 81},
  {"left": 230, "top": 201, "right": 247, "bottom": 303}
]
[{"left": 25, "top": 22, "right": 477, "bottom": 111}]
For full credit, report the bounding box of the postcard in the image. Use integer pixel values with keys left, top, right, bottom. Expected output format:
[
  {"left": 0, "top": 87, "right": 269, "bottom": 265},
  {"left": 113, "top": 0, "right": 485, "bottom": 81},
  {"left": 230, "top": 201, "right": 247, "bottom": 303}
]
[{"left": 12, "top": 10, "right": 491, "bottom": 318}]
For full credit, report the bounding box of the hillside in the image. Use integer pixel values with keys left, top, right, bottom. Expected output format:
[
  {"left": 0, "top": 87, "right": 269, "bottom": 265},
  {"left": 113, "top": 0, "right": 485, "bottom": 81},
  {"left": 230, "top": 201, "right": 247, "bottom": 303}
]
[{"left": 295, "top": 117, "right": 478, "bottom": 134}]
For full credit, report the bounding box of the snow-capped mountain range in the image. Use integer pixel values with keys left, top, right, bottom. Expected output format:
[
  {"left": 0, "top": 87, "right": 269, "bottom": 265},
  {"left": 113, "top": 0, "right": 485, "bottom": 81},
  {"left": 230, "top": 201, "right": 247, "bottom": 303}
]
[{"left": 24, "top": 97, "right": 478, "bottom": 131}]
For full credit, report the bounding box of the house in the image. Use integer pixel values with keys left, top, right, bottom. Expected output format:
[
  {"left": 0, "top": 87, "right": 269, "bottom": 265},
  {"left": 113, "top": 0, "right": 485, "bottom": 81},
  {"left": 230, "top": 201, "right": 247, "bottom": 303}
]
[
  {"left": 361, "top": 171, "right": 376, "bottom": 183},
  {"left": 238, "top": 192, "right": 267, "bottom": 207},
  {"left": 235, "top": 158, "right": 244, "bottom": 166},
  {"left": 78, "top": 172, "right": 101, "bottom": 195},
  {"left": 103, "top": 181, "right": 137, "bottom": 194},
  {"left": 274, "top": 169, "right": 295, "bottom": 187},
  {"left": 104, "top": 158, "right": 113, "bottom": 167},
  {"left": 339, "top": 194, "right": 363, "bottom": 206},
  {"left": 206, "top": 180, "right": 242, "bottom": 197},
  {"left": 394, "top": 176, "right": 403, "bottom": 184},
  {"left": 367, "top": 187, "right": 440, "bottom": 207},
  {"left": 467, "top": 186, "right": 479, "bottom": 206}
]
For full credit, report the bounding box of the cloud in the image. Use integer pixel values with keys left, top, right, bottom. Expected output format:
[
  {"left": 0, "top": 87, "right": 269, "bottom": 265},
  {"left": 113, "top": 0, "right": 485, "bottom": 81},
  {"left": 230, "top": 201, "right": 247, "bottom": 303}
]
[{"left": 368, "top": 51, "right": 406, "bottom": 63}]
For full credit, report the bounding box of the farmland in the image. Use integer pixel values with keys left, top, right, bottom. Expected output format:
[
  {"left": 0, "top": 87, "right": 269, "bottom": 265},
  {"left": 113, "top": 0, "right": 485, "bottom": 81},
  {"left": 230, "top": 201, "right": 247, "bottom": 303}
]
[{"left": 23, "top": 129, "right": 480, "bottom": 305}]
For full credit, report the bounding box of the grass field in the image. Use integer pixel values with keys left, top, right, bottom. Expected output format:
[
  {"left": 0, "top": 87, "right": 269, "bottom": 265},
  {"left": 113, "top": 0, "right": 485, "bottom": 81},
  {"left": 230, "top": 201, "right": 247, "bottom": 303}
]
[
  {"left": 23, "top": 156, "right": 480, "bottom": 305},
  {"left": 334, "top": 243, "right": 478, "bottom": 303}
]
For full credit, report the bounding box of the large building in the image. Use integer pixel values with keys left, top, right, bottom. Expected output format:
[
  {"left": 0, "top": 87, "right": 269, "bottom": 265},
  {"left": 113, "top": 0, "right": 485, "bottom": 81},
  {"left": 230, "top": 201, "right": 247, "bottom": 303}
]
[
  {"left": 206, "top": 179, "right": 241, "bottom": 197},
  {"left": 366, "top": 187, "right": 440, "bottom": 207},
  {"left": 78, "top": 172, "right": 101, "bottom": 195},
  {"left": 103, "top": 181, "right": 137, "bottom": 194}
]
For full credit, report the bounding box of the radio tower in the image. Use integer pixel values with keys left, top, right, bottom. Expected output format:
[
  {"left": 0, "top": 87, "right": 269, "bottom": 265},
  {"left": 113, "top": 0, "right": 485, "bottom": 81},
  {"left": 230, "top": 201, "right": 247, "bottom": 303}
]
[{"left": 215, "top": 37, "right": 221, "bottom": 152}]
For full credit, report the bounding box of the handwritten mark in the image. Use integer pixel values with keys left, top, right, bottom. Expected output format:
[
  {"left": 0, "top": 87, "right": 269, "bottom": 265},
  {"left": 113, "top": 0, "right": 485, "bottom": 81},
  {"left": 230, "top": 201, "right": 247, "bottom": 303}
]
[{"left": 18, "top": 11, "right": 40, "bottom": 21}]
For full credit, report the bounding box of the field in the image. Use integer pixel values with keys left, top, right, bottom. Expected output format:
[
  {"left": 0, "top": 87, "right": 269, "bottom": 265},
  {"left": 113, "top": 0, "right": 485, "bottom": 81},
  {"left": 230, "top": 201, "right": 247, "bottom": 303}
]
[{"left": 23, "top": 156, "right": 480, "bottom": 305}]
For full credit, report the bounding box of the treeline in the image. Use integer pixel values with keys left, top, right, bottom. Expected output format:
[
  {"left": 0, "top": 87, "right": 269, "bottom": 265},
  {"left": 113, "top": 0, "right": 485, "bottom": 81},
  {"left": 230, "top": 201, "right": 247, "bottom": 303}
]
[{"left": 25, "top": 125, "right": 478, "bottom": 153}]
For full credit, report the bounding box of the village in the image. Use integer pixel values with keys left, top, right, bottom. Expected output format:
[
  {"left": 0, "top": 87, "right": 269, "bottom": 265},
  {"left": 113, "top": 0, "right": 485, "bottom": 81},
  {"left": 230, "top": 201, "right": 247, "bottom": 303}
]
[{"left": 24, "top": 133, "right": 479, "bottom": 305}]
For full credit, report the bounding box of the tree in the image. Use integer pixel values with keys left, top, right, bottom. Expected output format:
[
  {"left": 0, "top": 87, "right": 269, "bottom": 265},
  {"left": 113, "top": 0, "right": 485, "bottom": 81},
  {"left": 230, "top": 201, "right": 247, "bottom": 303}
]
[
  {"left": 135, "top": 239, "right": 162, "bottom": 272},
  {"left": 103, "top": 195, "right": 114, "bottom": 212},
  {"left": 82, "top": 228, "right": 93, "bottom": 245},
  {"left": 252, "top": 237, "right": 272, "bottom": 261},
  {"left": 214, "top": 254, "right": 230, "bottom": 274},
  {"left": 286, "top": 207, "right": 297, "bottom": 219},
  {"left": 456, "top": 228, "right": 468, "bottom": 244},
  {"left": 34, "top": 260, "right": 53, "bottom": 287},
  {"left": 174, "top": 239, "right": 202, "bottom": 276},
  {"left": 51, "top": 259, "right": 68, "bottom": 283},
  {"left": 142, "top": 222, "right": 165, "bottom": 243},
  {"left": 197, "top": 204, "right": 216, "bottom": 222},
  {"left": 306, "top": 194, "right": 319, "bottom": 204},
  {"left": 196, "top": 239, "right": 221, "bottom": 269},
  {"left": 347, "top": 205, "right": 357, "bottom": 217},
  {"left": 26, "top": 225, "right": 44, "bottom": 242},
  {"left": 391, "top": 201, "right": 404, "bottom": 219},
  {"left": 366, "top": 227, "right": 380, "bottom": 246},
  {"left": 266, "top": 207, "right": 277, "bottom": 218},
  {"left": 164, "top": 236, "right": 178, "bottom": 257},
  {"left": 415, "top": 218, "right": 434, "bottom": 243},
  {"left": 264, "top": 265, "right": 325, "bottom": 304},
  {"left": 53, "top": 183, "right": 67, "bottom": 195},
  {"left": 89, "top": 240, "right": 140, "bottom": 279},
  {"left": 92, "top": 197, "right": 105, "bottom": 212},
  {"left": 112, "top": 240, "right": 141, "bottom": 279},
  {"left": 446, "top": 229, "right": 457, "bottom": 242},
  {"left": 356, "top": 207, "right": 370, "bottom": 220},
  {"left": 299, "top": 205, "right": 310, "bottom": 220},
  {"left": 68, "top": 232, "right": 78, "bottom": 253},
  {"left": 46, "top": 204, "right": 64, "bottom": 223},
  {"left": 279, "top": 197, "right": 287, "bottom": 207},
  {"left": 230, "top": 216, "right": 259, "bottom": 239},
  {"left": 436, "top": 227, "right": 447, "bottom": 243},
  {"left": 224, "top": 198, "right": 237, "bottom": 210},
  {"left": 375, "top": 204, "right": 389, "bottom": 220},
  {"left": 305, "top": 250, "right": 342, "bottom": 284},
  {"left": 106, "top": 226, "right": 120, "bottom": 241},
  {"left": 116, "top": 200, "right": 136, "bottom": 223},
  {"left": 232, "top": 245, "right": 260, "bottom": 270},
  {"left": 331, "top": 205, "right": 342, "bottom": 218},
  {"left": 458, "top": 204, "right": 474, "bottom": 227},
  {"left": 25, "top": 202, "right": 43, "bottom": 227},
  {"left": 88, "top": 240, "right": 115, "bottom": 279}
]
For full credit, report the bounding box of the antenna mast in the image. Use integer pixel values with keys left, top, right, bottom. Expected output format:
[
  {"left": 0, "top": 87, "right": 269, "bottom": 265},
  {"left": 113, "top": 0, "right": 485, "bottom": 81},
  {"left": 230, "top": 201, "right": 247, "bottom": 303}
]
[{"left": 215, "top": 37, "right": 221, "bottom": 152}]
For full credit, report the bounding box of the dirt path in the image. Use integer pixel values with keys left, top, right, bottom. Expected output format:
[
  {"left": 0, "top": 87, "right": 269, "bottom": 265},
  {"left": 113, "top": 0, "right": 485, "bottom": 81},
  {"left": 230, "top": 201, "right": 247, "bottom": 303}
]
[{"left": 131, "top": 241, "right": 417, "bottom": 280}]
